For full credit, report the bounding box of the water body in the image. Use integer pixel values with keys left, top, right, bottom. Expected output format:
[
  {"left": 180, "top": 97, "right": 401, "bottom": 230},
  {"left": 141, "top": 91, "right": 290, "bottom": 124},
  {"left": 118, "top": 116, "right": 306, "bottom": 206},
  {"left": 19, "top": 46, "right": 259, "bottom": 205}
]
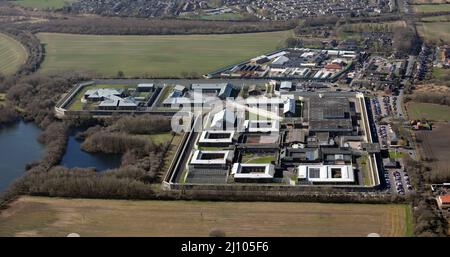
[
  {"left": 0, "top": 121, "right": 44, "bottom": 192},
  {"left": 60, "top": 130, "right": 121, "bottom": 171}
]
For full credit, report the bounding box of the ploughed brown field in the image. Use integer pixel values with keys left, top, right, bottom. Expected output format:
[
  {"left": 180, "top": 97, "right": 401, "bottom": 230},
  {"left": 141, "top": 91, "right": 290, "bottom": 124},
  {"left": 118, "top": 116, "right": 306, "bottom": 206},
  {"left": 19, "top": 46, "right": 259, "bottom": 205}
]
[
  {"left": 0, "top": 196, "right": 412, "bottom": 237},
  {"left": 415, "top": 122, "right": 450, "bottom": 175}
]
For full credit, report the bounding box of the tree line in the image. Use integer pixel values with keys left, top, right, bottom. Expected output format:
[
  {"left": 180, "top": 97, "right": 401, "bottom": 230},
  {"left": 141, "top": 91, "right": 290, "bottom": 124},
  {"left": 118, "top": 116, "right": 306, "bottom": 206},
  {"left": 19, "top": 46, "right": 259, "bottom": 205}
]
[
  {"left": 405, "top": 92, "right": 450, "bottom": 107},
  {"left": 403, "top": 156, "right": 448, "bottom": 236},
  {"left": 4, "top": 15, "right": 296, "bottom": 35}
]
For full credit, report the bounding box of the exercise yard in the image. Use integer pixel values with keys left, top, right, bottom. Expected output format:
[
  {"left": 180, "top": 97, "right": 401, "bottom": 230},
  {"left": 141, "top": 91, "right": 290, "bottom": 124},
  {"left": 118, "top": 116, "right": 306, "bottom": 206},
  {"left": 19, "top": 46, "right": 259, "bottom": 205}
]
[
  {"left": 0, "top": 196, "right": 412, "bottom": 237},
  {"left": 37, "top": 31, "right": 291, "bottom": 77}
]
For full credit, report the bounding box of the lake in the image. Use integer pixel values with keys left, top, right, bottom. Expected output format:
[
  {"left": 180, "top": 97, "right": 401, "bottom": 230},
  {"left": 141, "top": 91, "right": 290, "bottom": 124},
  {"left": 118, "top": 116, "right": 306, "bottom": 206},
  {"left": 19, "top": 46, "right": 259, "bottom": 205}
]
[
  {"left": 0, "top": 123, "right": 121, "bottom": 192},
  {"left": 0, "top": 121, "right": 44, "bottom": 191}
]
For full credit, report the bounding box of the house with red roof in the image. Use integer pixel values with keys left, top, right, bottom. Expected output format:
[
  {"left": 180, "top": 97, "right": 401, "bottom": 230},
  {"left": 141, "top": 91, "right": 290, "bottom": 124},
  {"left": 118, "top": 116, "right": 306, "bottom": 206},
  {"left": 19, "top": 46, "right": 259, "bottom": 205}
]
[{"left": 436, "top": 195, "right": 450, "bottom": 210}]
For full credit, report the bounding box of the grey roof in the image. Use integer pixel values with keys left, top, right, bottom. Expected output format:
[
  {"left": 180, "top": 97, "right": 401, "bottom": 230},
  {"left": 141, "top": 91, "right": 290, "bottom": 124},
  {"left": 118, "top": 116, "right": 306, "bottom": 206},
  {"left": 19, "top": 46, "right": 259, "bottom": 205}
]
[
  {"left": 280, "top": 81, "right": 293, "bottom": 90},
  {"left": 308, "top": 96, "right": 353, "bottom": 132},
  {"left": 174, "top": 85, "right": 186, "bottom": 92},
  {"left": 191, "top": 83, "right": 232, "bottom": 99},
  {"left": 84, "top": 88, "right": 123, "bottom": 99},
  {"left": 137, "top": 83, "right": 154, "bottom": 88},
  {"left": 283, "top": 98, "right": 296, "bottom": 114}
]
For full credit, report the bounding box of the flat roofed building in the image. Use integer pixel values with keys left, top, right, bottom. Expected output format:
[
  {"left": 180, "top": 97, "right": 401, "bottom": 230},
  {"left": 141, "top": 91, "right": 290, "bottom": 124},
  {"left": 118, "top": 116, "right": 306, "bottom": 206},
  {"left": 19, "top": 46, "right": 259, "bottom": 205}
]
[
  {"left": 190, "top": 150, "right": 234, "bottom": 166},
  {"left": 245, "top": 120, "right": 279, "bottom": 133},
  {"left": 199, "top": 131, "right": 236, "bottom": 147},
  {"left": 136, "top": 83, "right": 155, "bottom": 92},
  {"left": 191, "top": 83, "right": 232, "bottom": 99},
  {"left": 98, "top": 97, "right": 138, "bottom": 111},
  {"left": 231, "top": 163, "right": 275, "bottom": 182},
  {"left": 285, "top": 129, "right": 306, "bottom": 144},
  {"left": 297, "top": 164, "right": 355, "bottom": 184},
  {"left": 308, "top": 96, "right": 353, "bottom": 133},
  {"left": 280, "top": 81, "right": 293, "bottom": 91}
]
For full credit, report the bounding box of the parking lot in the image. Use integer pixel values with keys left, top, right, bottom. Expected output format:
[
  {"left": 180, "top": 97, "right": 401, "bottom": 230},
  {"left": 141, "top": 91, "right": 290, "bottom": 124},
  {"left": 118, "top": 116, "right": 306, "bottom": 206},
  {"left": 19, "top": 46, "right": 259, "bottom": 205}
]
[
  {"left": 384, "top": 168, "right": 414, "bottom": 196},
  {"left": 371, "top": 95, "right": 414, "bottom": 195}
]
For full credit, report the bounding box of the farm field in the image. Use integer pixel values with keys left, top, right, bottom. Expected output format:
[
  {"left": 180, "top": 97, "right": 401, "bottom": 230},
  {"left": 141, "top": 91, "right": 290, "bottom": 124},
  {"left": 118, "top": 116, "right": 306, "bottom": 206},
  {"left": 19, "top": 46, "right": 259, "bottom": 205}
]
[
  {"left": 0, "top": 196, "right": 412, "bottom": 237},
  {"left": 0, "top": 33, "right": 27, "bottom": 75},
  {"left": 406, "top": 102, "right": 450, "bottom": 121},
  {"left": 416, "top": 21, "right": 450, "bottom": 43},
  {"left": 415, "top": 122, "right": 450, "bottom": 179},
  {"left": 412, "top": 3, "right": 450, "bottom": 12},
  {"left": 37, "top": 31, "right": 291, "bottom": 77},
  {"left": 12, "top": 0, "right": 77, "bottom": 9}
]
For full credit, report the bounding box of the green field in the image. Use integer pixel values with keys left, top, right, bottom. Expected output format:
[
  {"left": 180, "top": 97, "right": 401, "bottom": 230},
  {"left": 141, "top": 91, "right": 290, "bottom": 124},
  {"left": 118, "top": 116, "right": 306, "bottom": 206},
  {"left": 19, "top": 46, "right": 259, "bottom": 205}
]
[
  {"left": 432, "top": 67, "right": 450, "bottom": 80},
  {"left": 417, "top": 21, "right": 450, "bottom": 43},
  {"left": 0, "top": 33, "right": 27, "bottom": 75},
  {"left": 141, "top": 132, "right": 173, "bottom": 145},
  {"left": 37, "top": 31, "right": 291, "bottom": 77},
  {"left": 407, "top": 102, "right": 450, "bottom": 121},
  {"left": 13, "top": 0, "right": 77, "bottom": 9},
  {"left": 413, "top": 3, "right": 450, "bottom": 12},
  {"left": 0, "top": 196, "right": 412, "bottom": 237}
]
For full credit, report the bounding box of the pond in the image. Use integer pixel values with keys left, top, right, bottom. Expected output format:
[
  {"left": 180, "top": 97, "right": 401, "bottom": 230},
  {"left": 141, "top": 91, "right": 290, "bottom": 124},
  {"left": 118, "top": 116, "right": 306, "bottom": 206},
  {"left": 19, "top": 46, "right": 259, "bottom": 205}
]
[
  {"left": 60, "top": 130, "right": 122, "bottom": 171},
  {"left": 0, "top": 121, "right": 44, "bottom": 191}
]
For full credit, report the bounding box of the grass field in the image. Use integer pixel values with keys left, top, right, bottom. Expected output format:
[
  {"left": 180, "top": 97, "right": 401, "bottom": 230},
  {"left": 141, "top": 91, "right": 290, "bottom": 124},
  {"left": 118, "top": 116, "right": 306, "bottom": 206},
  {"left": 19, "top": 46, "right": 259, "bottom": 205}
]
[
  {"left": 0, "top": 196, "right": 412, "bottom": 237},
  {"left": 413, "top": 3, "right": 450, "bottom": 12},
  {"left": 407, "top": 102, "right": 450, "bottom": 121},
  {"left": 417, "top": 21, "right": 450, "bottom": 43},
  {"left": 0, "top": 33, "right": 27, "bottom": 76},
  {"left": 37, "top": 31, "right": 291, "bottom": 77},
  {"left": 141, "top": 132, "right": 173, "bottom": 144},
  {"left": 12, "top": 0, "right": 77, "bottom": 9}
]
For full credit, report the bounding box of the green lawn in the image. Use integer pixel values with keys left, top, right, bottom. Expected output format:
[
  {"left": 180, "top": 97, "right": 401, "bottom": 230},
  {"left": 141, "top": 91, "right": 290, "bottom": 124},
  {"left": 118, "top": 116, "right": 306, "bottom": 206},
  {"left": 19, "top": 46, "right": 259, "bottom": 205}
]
[
  {"left": 12, "top": 0, "right": 77, "bottom": 9},
  {"left": 413, "top": 3, "right": 450, "bottom": 12},
  {"left": 142, "top": 132, "right": 173, "bottom": 145},
  {"left": 432, "top": 67, "right": 450, "bottom": 80},
  {"left": 389, "top": 151, "right": 405, "bottom": 159},
  {"left": 0, "top": 33, "right": 27, "bottom": 75},
  {"left": 37, "top": 31, "right": 291, "bottom": 77},
  {"left": 242, "top": 154, "right": 275, "bottom": 164},
  {"left": 407, "top": 102, "right": 450, "bottom": 121}
]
